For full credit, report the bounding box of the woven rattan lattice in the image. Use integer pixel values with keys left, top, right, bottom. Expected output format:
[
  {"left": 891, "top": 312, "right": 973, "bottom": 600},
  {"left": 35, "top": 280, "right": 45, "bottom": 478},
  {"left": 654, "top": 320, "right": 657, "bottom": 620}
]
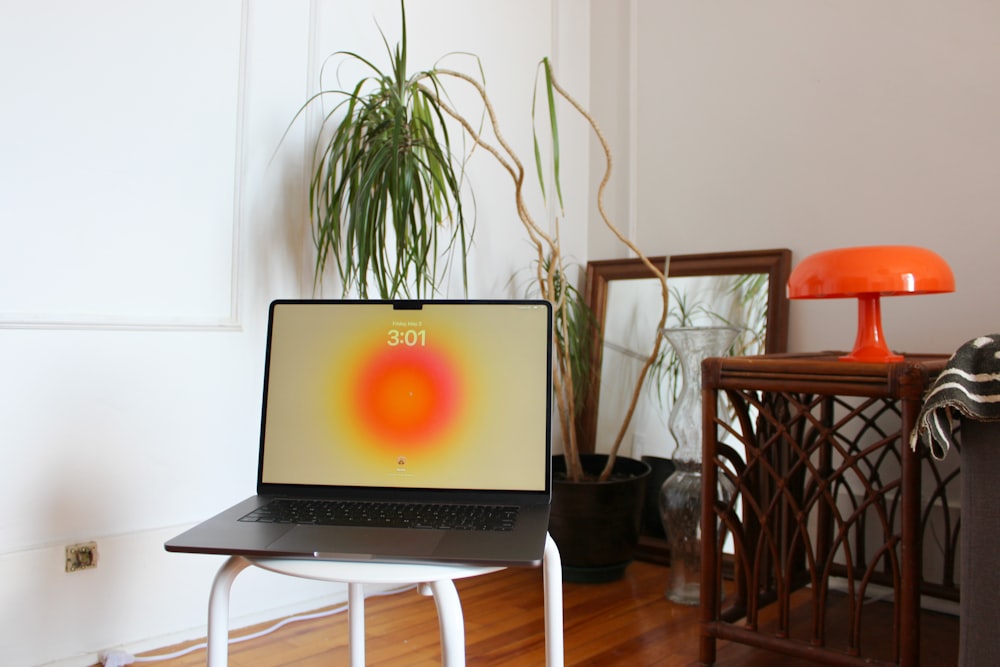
[{"left": 699, "top": 353, "right": 958, "bottom": 667}]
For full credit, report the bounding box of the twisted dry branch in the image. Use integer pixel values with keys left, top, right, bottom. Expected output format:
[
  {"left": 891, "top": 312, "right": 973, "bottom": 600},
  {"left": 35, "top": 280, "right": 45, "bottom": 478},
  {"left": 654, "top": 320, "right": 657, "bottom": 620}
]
[{"left": 423, "top": 67, "right": 668, "bottom": 482}]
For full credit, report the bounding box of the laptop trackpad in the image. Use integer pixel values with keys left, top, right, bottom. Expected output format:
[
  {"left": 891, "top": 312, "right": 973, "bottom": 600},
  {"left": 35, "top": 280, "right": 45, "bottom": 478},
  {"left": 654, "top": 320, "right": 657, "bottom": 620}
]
[{"left": 270, "top": 526, "right": 444, "bottom": 559}]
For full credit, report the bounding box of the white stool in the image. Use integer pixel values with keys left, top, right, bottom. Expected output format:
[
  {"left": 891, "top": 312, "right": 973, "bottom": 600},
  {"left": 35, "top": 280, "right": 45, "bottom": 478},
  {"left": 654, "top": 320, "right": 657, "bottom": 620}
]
[{"left": 206, "top": 533, "right": 563, "bottom": 667}]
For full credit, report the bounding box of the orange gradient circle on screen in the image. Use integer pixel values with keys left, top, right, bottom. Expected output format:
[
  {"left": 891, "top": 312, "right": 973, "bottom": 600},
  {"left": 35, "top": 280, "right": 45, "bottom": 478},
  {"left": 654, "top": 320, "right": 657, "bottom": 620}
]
[{"left": 352, "top": 344, "right": 463, "bottom": 451}]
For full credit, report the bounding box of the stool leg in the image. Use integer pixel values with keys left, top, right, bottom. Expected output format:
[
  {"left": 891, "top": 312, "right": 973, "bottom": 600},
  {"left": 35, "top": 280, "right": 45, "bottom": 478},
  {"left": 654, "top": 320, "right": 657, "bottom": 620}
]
[
  {"left": 425, "top": 580, "right": 466, "bottom": 667},
  {"left": 207, "top": 556, "right": 252, "bottom": 667},
  {"left": 348, "top": 582, "right": 365, "bottom": 667},
  {"left": 543, "top": 533, "right": 564, "bottom": 667}
]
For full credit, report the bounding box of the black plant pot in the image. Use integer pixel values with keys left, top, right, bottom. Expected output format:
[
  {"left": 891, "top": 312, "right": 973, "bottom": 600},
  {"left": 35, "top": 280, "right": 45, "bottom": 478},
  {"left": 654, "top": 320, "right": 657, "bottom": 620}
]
[{"left": 549, "top": 454, "right": 652, "bottom": 583}]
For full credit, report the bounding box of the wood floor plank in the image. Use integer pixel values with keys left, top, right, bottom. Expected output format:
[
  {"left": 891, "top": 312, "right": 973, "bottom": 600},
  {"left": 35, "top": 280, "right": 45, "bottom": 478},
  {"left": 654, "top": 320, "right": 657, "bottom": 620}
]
[{"left": 93, "top": 561, "right": 957, "bottom": 666}]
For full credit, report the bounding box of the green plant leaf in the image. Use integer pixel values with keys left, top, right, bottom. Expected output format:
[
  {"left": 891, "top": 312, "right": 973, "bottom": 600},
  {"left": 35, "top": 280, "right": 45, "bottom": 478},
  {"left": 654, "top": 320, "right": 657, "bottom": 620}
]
[
  {"left": 531, "top": 58, "right": 563, "bottom": 211},
  {"left": 299, "top": 0, "right": 470, "bottom": 299}
]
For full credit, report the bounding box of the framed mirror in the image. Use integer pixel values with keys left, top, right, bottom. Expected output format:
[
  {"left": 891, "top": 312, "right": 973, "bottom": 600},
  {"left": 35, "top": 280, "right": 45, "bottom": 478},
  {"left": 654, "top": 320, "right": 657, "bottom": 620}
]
[
  {"left": 577, "top": 248, "right": 792, "bottom": 458},
  {"left": 577, "top": 248, "right": 791, "bottom": 563}
]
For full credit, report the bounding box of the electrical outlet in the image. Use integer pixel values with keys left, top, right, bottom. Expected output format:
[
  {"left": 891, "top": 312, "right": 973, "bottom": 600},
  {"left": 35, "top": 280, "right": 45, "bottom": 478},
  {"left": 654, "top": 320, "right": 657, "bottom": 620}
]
[{"left": 65, "top": 541, "right": 98, "bottom": 572}]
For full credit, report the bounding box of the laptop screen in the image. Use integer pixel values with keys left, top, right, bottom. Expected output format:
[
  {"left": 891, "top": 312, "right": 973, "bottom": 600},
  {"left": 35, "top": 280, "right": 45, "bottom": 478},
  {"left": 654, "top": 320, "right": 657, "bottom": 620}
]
[{"left": 258, "top": 300, "right": 552, "bottom": 493}]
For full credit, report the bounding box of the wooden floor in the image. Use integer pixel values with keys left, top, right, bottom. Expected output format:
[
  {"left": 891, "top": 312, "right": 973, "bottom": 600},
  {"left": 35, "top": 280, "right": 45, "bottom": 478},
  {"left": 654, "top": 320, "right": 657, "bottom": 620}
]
[{"left": 104, "top": 561, "right": 958, "bottom": 666}]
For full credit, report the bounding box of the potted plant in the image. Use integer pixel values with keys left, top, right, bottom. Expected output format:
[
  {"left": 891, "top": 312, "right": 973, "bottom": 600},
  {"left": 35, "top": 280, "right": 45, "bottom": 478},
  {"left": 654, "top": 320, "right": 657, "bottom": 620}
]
[
  {"left": 296, "top": 2, "right": 670, "bottom": 581},
  {"left": 377, "top": 56, "right": 668, "bottom": 580},
  {"left": 290, "top": 0, "right": 470, "bottom": 299},
  {"left": 431, "top": 62, "right": 669, "bottom": 580}
]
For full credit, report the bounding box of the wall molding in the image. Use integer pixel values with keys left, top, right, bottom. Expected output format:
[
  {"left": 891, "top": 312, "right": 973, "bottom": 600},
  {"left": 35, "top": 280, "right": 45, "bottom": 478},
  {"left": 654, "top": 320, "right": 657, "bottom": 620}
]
[
  {"left": 628, "top": 0, "right": 639, "bottom": 248},
  {"left": 0, "top": 0, "right": 249, "bottom": 333},
  {"left": 0, "top": 316, "right": 242, "bottom": 333}
]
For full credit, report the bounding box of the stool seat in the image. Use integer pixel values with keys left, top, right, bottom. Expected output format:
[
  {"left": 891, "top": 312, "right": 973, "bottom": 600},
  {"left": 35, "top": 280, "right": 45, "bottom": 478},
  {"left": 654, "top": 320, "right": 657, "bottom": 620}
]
[
  {"left": 206, "top": 533, "right": 562, "bottom": 667},
  {"left": 249, "top": 557, "right": 504, "bottom": 584}
]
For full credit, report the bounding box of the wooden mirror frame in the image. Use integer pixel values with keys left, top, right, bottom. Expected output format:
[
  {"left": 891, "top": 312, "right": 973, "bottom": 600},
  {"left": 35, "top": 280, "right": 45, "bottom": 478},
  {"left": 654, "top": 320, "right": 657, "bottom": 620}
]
[{"left": 576, "top": 248, "right": 792, "bottom": 456}]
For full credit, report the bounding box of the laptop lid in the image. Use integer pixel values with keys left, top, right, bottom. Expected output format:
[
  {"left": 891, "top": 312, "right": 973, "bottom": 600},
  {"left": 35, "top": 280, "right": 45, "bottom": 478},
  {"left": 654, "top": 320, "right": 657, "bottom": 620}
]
[{"left": 256, "top": 299, "right": 553, "bottom": 501}]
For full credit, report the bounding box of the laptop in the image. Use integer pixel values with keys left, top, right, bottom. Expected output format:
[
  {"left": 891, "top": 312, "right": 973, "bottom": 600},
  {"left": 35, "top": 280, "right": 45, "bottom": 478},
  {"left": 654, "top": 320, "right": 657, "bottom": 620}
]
[{"left": 166, "top": 299, "right": 553, "bottom": 567}]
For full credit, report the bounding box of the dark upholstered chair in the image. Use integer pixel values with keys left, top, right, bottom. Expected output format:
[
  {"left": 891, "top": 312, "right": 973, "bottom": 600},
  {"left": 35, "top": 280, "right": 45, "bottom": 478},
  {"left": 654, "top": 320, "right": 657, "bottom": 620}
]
[{"left": 957, "top": 419, "right": 1000, "bottom": 666}]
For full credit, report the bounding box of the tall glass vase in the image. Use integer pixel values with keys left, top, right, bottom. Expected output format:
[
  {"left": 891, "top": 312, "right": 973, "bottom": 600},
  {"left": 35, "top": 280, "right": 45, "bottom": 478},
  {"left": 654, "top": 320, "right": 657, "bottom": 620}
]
[{"left": 658, "top": 326, "right": 738, "bottom": 605}]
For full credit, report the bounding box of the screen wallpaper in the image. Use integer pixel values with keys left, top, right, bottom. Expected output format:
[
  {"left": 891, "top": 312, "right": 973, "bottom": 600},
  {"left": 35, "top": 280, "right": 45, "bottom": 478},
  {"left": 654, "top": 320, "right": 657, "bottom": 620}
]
[{"left": 260, "top": 302, "right": 551, "bottom": 491}]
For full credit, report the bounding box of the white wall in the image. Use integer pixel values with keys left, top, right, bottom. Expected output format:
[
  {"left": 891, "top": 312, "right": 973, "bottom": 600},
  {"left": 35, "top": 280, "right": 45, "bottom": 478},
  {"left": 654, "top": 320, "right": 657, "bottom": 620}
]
[
  {"left": 592, "top": 0, "right": 1000, "bottom": 358},
  {"left": 0, "top": 1, "right": 586, "bottom": 665}
]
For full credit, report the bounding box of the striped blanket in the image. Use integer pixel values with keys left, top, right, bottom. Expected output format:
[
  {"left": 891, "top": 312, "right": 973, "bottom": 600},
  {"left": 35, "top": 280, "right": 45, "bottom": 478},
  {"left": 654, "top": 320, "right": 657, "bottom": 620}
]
[{"left": 912, "top": 334, "right": 1000, "bottom": 459}]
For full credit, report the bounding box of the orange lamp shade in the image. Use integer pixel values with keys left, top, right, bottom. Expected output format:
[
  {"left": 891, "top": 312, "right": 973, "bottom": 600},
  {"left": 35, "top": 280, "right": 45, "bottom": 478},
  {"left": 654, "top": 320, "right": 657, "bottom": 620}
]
[{"left": 787, "top": 245, "right": 955, "bottom": 362}]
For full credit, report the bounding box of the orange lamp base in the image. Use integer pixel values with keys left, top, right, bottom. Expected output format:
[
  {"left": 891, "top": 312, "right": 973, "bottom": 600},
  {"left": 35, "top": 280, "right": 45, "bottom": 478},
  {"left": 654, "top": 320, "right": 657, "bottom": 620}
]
[{"left": 840, "top": 293, "right": 903, "bottom": 363}]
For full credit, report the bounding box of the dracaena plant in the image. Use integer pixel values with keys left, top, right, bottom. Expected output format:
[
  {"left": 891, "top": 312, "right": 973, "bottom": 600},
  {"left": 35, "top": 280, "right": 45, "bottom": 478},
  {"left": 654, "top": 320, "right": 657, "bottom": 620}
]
[
  {"left": 295, "top": 1, "right": 470, "bottom": 299},
  {"left": 294, "top": 1, "right": 669, "bottom": 482}
]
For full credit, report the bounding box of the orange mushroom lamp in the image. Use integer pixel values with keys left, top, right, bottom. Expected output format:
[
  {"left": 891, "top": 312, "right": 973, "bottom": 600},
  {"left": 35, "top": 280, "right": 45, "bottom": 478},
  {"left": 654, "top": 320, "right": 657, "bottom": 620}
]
[{"left": 787, "top": 245, "right": 955, "bottom": 363}]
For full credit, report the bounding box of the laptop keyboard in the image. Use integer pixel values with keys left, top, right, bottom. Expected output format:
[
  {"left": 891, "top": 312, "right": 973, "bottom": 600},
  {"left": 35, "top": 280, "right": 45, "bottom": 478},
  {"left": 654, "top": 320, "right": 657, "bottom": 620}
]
[{"left": 239, "top": 498, "right": 520, "bottom": 532}]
